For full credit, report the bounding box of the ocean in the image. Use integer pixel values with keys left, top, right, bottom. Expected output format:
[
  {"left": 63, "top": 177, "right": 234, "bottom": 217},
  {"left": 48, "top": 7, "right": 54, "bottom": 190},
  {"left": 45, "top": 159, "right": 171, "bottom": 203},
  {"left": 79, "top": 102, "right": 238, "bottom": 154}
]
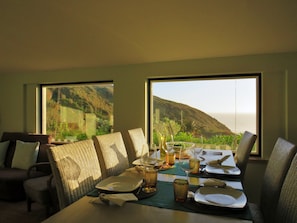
[{"left": 209, "top": 113, "right": 257, "bottom": 134}]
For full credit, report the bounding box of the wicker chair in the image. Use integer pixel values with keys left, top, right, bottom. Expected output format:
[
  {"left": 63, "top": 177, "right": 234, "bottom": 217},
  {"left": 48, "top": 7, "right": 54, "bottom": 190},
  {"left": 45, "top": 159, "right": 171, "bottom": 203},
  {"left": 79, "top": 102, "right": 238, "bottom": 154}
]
[
  {"left": 47, "top": 139, "right": 102, "bottom": 210},
  {"left": 234, "top": 131, "right": 257, "bottom": 182},
  {"left": 127, "top": 128, "right": 148, "bottom": 164},
  {"left": 275, "top": 153, "right": 297, "bottom": 223},
  {"left": 93, "top": 132, "right": 129, "bottom": 179},
  {"left": 249, "top": 137, "right": 297, "bottom": 223}
]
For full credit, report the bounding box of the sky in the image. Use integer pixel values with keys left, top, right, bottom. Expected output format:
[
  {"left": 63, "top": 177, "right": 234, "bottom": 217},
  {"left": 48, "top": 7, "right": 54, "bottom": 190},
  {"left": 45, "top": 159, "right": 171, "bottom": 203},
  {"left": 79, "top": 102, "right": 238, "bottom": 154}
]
[{"left": 152, "top": 78, "right": 257, "bottom": 114}]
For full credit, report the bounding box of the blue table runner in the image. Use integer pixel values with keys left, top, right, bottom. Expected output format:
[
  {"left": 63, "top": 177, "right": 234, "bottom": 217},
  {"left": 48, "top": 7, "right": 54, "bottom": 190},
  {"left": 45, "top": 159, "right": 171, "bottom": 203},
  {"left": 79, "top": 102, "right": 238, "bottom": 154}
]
[{"left": 134, "top": 181, "right": 252, "bottom": 221}]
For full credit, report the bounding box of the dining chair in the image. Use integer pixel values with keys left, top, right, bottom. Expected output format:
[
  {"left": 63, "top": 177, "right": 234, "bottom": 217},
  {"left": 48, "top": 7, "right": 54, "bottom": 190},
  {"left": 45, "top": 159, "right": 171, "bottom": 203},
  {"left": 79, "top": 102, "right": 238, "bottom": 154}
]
[
  {"left": 127, "top": 128, "right": 148, "bottom": 164},
  {"left": 234, "top": 131, "right": 257, "bottom": 182},
  {"left": 249, "top": 137, "right": 297, "bottom": 223},
  {"left": 275, "top": 153, "right": 297, "bottom": 223},
  {"left": 47, "top": 139, "right": 102, "bottom": 210},
  {"left": 93, "top": 132, "right": 130, "bottom": 179}
]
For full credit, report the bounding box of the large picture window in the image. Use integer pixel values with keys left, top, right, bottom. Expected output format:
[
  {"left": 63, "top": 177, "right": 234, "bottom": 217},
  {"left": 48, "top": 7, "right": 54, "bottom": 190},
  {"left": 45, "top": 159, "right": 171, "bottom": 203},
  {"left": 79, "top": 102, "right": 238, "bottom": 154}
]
[
  {"left": 41, "top": 82, "right": 114, "bottom": 143},
  {"left": 149, "top": 74, "right": 260, "bottom": 155}
]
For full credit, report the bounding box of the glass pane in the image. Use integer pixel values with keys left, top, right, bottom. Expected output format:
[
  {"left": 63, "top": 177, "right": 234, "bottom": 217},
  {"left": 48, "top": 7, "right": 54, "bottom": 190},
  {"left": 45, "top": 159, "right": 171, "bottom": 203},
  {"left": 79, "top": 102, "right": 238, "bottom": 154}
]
[
  {"left": 42, "top": 82, "right": 113, "bottom": 142},
  {"left": 150, "top": 76, "right": 259, "bottom": 154}
]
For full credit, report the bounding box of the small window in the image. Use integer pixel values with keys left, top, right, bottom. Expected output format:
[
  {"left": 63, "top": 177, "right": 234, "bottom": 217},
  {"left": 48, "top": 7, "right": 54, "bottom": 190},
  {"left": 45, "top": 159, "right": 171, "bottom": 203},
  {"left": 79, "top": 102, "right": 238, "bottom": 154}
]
[
  {"left": 41, "top": 82, "right": 114, "bottom": 143},
  {"left": 149, "top": 74, "right": 260, "bottom": 155}
]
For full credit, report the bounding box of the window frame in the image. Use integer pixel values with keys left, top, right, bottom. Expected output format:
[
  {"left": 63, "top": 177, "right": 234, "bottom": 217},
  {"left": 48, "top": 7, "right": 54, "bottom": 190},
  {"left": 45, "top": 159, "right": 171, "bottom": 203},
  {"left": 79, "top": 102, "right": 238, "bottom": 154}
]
[
  {"left": 148, "top": 73, "right": 261, "bottom": 156},
  {"left": 40, "top": 80, "right": 114, "bottom": 143}
]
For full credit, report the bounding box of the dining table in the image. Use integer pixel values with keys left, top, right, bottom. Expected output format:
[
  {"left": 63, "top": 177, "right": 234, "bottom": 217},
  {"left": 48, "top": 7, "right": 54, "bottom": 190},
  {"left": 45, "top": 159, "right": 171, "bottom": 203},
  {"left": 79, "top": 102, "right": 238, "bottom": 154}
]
[{"left": 42, "top": 149, "right": 253, "bottom": 223}]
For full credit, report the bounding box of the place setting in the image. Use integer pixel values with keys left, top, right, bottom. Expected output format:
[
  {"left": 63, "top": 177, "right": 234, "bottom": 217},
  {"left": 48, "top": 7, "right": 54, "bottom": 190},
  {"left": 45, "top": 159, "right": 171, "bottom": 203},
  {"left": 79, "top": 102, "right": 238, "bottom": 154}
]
[
  {"left": 204, "top": 154, "right": 241, "bottom": 176},
  {"left": 176, "top": 178, "right": 251, "bottom": 220},
  {"left": 88, "top": 169, "right": 159, "bottom": 206},
  {"left": 193, "top": 178, "right": 247, "bottom": 209},
  {"left": 89, "top": 145, "right": 161, "bottom": 206}
]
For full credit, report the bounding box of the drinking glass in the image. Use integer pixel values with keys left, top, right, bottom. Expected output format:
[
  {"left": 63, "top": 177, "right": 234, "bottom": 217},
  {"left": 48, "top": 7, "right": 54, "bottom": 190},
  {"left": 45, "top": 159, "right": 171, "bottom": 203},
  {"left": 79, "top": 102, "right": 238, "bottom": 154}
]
[
  {"left": 165, "top": 150, "right": 176, "bottom": 166},
  {"left": 173, "top": 179, "right": 189, "bottom": 202},
  {"left": 179, "top": 159, "right": 193, "bottom": 181},
  {"left": 178, "top": 144, "right": 201, "bottom": 179},
  {"left": 143, "top": 166, "right": 158, "bottom": 193}
]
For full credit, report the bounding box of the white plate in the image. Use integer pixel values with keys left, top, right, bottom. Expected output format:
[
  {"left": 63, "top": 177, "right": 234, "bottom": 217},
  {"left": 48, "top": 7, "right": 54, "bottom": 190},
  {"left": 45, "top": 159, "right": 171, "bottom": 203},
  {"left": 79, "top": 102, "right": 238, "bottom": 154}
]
[
  {"left": 194, "top": 187, "right": 247, "bottom": 208},
  {"left": 95, "top": 176, "right": 143, "bottom": 192},
  {"left": 205, "top": 165, "right": 241, "bottom": 176},
  {"left": 205, "top": 194, "right": 236, "bottom": 205}
]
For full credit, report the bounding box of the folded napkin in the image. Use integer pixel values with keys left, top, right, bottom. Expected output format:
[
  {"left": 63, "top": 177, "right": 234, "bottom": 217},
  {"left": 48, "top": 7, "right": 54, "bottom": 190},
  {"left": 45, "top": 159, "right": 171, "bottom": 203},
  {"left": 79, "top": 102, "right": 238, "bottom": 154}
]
[
  {"left": 201, "top": 178, "right": 227, "bottom": 188},
  {"left": 95, "top": 193, "right": 138, "bottom": 206},
  {"left": 198, "top": 187, "right": 242, "bottom": 199},
  {"left": 207, "top": 155, "right": 230, "bottom": 166}
]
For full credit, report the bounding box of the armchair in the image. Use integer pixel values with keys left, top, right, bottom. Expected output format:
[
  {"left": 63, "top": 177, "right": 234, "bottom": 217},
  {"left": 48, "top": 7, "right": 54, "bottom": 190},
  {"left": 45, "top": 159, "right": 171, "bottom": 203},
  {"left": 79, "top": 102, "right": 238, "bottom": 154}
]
[{"left": 0, "top": 132, "right": 52, "bottom": 201}]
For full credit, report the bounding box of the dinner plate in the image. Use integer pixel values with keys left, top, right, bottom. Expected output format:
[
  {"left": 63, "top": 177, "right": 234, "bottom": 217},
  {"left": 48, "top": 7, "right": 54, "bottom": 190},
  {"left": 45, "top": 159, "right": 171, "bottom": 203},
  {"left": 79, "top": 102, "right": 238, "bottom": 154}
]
[
  {"left": 95, "top": 176, "right": 143, "bottom": 192},
  {"left": 194, "top": 187, "right": 247, "bottom": 208},
  {"left": 204, "top": 194, "right": 236, "bottom": 205},
  {"left": 205, "top": 164, "right": 241, "bottom": 176}
]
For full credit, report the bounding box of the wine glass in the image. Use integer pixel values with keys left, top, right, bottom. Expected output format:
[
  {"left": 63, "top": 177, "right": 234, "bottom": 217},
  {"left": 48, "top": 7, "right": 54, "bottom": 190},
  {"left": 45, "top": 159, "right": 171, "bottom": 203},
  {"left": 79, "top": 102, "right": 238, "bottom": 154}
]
[
  {"left": 140, "top": 144, "right": 150, "bottom": 165},
  {"left": 178, "top": 143, "right": 198, "bottom": 180},
  {"left": 150, "top": 143, "right": 158, "bottom": 160},
  {"left": 179, "top": 149, "right": 193, "bottom": 181},
  {"left": 140, "top": 143, "right": 159, "bottom": 167}
]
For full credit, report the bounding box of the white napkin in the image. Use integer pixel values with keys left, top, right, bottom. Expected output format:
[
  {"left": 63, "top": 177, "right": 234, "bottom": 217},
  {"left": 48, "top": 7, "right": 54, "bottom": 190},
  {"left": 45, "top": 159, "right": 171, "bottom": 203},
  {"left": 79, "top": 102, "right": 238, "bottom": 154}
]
[
  {"left": 207, "top": 155, "right": 230, "bottom": 166},
  {"left": 98, "top": 193, "right": 138, "bottom": 206},
  {"left": 201, "top": 178, "right": 226, "bottom": 188}
]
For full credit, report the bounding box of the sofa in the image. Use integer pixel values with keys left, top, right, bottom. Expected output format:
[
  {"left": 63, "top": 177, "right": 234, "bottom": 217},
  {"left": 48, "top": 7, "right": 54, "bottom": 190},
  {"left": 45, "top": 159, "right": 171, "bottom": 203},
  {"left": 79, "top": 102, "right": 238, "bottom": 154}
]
[{"left": 0, "top": 132, "right": 53, "bottom": 201}]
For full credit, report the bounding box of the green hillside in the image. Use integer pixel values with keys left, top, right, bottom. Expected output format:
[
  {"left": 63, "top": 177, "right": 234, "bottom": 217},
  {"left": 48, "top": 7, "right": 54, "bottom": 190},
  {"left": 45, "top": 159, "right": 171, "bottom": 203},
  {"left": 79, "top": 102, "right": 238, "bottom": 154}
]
[
  {"left": 46, "top": 85, "right": 113, "bottom": 140},
  {"left": 153, "top": 96, "right": 233, "bottom": 138},
  {"left": 48, "top": 85, "right": 113, "bottom": 120}
]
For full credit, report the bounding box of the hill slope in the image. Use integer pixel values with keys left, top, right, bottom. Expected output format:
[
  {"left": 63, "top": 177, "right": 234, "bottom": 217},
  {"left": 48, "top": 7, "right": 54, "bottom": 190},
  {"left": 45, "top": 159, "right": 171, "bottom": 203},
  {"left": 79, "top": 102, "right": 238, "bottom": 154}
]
[{"left": 153, "top": 96, "right": 232, "bottom": 138}]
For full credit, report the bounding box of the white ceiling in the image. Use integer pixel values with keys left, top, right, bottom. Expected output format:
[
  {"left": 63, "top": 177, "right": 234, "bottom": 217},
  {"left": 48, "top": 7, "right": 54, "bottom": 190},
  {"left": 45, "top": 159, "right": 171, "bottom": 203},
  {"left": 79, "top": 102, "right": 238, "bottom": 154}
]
[{"left": 1, "top": 0, "right": 297, "bottom": 73}]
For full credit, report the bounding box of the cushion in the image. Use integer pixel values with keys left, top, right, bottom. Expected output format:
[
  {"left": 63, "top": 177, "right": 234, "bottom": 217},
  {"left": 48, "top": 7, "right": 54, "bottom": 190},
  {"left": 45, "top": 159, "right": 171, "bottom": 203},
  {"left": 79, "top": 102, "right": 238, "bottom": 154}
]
[
  {"left": 0, "top": 141, "right": 10, "bottom": 167},
  {"left": 11, "top": 140, "right": 40, "bottom": 170}
]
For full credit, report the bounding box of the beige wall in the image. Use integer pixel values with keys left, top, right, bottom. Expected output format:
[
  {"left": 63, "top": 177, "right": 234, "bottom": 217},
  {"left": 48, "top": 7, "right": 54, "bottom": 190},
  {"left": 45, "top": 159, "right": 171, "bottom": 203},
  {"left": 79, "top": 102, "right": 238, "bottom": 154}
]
[{"left": 1, "top": 52, "right": 297, "bottom": 203}]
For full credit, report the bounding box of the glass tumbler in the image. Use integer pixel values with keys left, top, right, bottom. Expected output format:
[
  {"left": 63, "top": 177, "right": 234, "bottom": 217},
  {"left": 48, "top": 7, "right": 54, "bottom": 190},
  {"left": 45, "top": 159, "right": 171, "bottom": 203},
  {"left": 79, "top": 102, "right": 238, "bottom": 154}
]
[{"left": 173, "top": 179, "right": 189, "bottom": 202}]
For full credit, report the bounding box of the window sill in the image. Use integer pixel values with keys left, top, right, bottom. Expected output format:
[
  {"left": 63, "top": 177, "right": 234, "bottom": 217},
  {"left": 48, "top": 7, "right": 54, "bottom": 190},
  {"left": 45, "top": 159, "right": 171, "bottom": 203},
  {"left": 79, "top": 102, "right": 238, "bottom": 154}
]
[{"left": 249, "top": 156, "right": 268, "bottom": 163}]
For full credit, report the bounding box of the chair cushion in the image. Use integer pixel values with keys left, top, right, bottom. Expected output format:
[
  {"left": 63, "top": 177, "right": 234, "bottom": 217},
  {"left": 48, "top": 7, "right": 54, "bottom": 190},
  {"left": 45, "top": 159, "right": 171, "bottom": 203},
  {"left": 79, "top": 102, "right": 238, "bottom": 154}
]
[
  {"left": 11, "top": 140, "right": 40, "bottom": 170},
  {"left": 24, "top": 175, "right": 52, "bottom": 204},
  {"left": 0, "top": 168, "right": 45, "bottom": 201}
]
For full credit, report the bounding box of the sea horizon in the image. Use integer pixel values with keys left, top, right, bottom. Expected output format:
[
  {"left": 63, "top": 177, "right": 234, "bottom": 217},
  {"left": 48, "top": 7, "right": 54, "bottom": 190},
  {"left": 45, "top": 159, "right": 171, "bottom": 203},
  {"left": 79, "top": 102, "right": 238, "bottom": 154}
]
[{"left": 210, "top": 112, "right": 256, "bottom": 134}]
